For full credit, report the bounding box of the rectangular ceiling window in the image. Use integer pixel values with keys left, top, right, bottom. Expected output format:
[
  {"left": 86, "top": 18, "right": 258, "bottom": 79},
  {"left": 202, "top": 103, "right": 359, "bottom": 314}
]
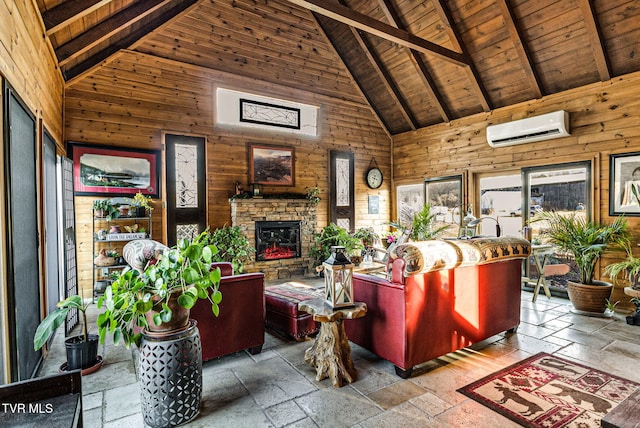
[{"left": 216, "top": 88, "right": 318, "bottom": 136}]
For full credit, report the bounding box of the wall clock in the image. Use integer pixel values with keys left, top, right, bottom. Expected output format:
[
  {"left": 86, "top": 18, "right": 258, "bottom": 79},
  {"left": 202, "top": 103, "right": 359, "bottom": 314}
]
[{"left": 366, "top": 167, "right": 383, "bottom": 189}]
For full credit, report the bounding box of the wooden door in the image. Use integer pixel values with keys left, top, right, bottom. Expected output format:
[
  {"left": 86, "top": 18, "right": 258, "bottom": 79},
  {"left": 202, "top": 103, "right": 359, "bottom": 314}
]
[{"left": 165, "top": 133, "right": 207, "bottom": 246}]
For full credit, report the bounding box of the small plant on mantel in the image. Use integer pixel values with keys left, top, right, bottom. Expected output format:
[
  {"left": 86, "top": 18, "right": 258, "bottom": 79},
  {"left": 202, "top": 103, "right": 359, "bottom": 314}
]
[{"left": 305, "top": 186, "right": 321, "bottom": 204}]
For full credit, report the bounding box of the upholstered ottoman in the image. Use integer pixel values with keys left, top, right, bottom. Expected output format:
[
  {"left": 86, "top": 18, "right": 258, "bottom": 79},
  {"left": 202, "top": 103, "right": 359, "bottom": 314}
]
[{"left": 265, "top": 282, "right": 323, "bottom": 340}]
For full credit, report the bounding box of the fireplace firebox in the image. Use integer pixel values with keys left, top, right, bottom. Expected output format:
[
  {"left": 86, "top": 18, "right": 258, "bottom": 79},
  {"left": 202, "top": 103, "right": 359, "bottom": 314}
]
[{"left": 255, "top": 221, "right": 301, "bottom": 261}]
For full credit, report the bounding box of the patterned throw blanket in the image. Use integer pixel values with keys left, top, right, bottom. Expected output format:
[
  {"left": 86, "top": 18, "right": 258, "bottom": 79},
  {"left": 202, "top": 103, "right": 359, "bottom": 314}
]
[
  {"left": 265, "top": 282, "right": 324, "bottom": 304},
  {"left": 395, "top": 237, "right": 531, "bottom": 276}
]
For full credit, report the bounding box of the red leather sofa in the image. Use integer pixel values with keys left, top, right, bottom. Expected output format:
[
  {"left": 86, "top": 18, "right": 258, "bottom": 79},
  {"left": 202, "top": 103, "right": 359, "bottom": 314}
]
[
  {"left": 190, "top": 262, "right": 266, "bottom": 361},
  {"left": 344, "top": 237, "right": 531, "bottom": 378}
]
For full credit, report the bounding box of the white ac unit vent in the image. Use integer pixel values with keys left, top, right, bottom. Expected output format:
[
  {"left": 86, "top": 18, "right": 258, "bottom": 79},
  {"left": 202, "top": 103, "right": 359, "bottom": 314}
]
[{"left": 486, "top": 110, "right": 570, "bottom": 147}]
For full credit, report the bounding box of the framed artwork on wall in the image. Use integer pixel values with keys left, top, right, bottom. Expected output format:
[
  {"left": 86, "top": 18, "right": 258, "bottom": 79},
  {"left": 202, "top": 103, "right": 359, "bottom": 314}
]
[
  {"left": 68, "top": 142, "right": 160, "bottom": 197},
  {"left": 240, "top": 98, "right": 301, "bottom": 130},
  {"left": 609, "top": 151, "right": 640, "bottom": 216},
  {"left": 396, "top": 183, "right": 424, "bottom": 225},
  {"left": 424, "top": 175, "right": 463, "bottom": 228},
  {"left": 249, "top": 144, "right": 295, "bottom": 186}
]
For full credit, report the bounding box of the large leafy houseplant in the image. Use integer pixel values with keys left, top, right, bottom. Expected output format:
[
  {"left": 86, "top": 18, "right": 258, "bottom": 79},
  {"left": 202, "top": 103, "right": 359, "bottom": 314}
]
[
  {"left": 310, "top": 223, "right": 361, "bottom": 267},
  {"left": 33, "top": 295, "right": 91, "bottom": 350},
  {"left": 33, "top": 295, "right": 100, "bottom": 370},
  {"left": 536, "top": 211, "right": 630, "bottom": 285},
  {"left": 207, "top": 225, "right": 255, "bottom": 273},
  {"left": 604, "top": 240, "right": 640, "bottom": 289},
  {"left": 409, "top": 204, "right": 449, "bottom": 241},
  {"left": 97, "top": 231, "right": 223, "bottom": 348}
]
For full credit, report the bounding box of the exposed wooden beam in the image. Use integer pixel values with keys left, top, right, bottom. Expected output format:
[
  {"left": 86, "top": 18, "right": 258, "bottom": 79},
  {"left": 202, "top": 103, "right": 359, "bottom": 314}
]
[
  {"left": 64, "top": 0, "right": 198, "bottom": 85},
  {"left": 343, "top": 8, "right": 417, "bottom": 131},
  {"left": 42, "top": 0, "right": 112, "bottom": 35},
  {"left": 56, "top": 0, "right": 172, "bottom": 67},
  {"left": 378, "top": 0, "right": 451, "bottom": 123},
  {"left": 284, "top": 0, "right": 468, "bottom": 67},
  {"left": 496, "top": 0, "right": 543, "bottom": 98},
  {"left": 311, "top": 14, "right": 392, "bottom": 138},
  {"left": 578, "top": 0, "right": 611, "bottom": 81},
  {"left": 431, "top": 0, "right": 491, "bottom": 112}
]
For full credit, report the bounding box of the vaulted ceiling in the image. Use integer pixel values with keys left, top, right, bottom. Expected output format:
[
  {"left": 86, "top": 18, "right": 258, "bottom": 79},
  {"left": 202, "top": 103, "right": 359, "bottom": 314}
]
[{"left": 37, "top": 0, "right": 640, "bottom": 136}]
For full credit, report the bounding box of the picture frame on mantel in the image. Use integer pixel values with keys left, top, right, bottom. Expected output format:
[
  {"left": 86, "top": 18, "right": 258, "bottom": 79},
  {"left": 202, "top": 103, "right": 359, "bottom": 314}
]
[
  {"left": 610, "top": 151, "right": 640, "bottom": 216},
  {"left": 68, "top": 142, "right": 160, "bottom": 197},
  {"left": 249, "top": 143, "right": 295, "bottom": 186}
]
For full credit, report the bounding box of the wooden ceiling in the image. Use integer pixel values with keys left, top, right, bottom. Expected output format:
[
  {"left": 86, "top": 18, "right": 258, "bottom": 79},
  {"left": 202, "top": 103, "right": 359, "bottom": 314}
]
[{"left": 37, "top": 0, "right": 640, "bottom": 136}]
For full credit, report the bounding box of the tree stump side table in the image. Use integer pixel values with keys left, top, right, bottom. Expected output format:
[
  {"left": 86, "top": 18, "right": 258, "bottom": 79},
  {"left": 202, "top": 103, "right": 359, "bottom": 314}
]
[{"left": 298, "top": 298, "right": 367, "bottom": 388}]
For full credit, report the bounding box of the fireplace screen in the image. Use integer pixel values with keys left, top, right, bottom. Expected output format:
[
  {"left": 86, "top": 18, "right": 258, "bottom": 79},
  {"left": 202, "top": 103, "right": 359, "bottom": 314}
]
[{"left": 255, "top": 221, "right": 301, "bottom": 261}]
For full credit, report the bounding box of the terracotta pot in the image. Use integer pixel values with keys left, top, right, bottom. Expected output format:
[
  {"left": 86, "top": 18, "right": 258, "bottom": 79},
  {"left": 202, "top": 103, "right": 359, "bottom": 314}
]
[
  {"left": 144, "top": 293, "right": 190, "bottom": 336},
  {"left": 567, "top": 280, "right": 613, "bottom": 314}
]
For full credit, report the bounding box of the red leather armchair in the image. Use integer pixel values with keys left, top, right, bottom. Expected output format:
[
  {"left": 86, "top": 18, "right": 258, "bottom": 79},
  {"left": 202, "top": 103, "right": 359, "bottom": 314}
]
[
  {"left": 190, "top": 262, "right": 266, "bottom": 361},
  {"left": 344, "top": 237, "right": 530, "bottom": 378}
]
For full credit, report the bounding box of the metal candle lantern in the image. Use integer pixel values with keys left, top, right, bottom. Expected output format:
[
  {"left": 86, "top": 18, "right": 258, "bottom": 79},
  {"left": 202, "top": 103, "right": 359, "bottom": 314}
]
[{"left": 323, "top": 246, "right": 355, "bottom": 308}]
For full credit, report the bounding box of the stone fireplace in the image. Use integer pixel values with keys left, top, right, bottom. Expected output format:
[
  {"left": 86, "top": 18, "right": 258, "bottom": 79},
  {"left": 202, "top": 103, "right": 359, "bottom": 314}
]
[{"left": 230, "top": 198, "right": 317, "bottom": 280}]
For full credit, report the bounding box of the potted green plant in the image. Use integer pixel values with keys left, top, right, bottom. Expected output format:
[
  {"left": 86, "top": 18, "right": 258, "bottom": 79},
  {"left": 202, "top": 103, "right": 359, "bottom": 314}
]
[
  {"left": 96, "top": 230, "right": 223, "bottom": 348},
  {"left": 131, "top": 191, "right": 154, "bottom": 217},
  {"left": 353, "top": 227, "right": 378, "bottom": 248},
  {"left": 305, "top": 186, "right": 321, "bottom": 204},
  {"left": 34, "top": 295, "right": 100, "bottom": 372},
  {"left": 206, "top": 225, "right": 255, "bottom": 273},
  {"left": 409, "top": 204, "right": 449, "bottom": 241},
  {"left": 310, "top": 223, "right": 361, "bottom": 271},
  {"left": 604, "top": 240, "right": 640, "bottom": 290},
  {"left": 93, "top": 199, "right": 120, "bottom": 221},
  {"left": 535, "top": 211, "right": 631, "bottom": 314}
]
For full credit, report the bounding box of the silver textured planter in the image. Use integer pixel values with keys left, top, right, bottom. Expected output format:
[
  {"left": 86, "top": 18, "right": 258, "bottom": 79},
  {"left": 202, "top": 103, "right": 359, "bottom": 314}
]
[{"left": 139, "top": 320, "right": 202, "bottom": 427}]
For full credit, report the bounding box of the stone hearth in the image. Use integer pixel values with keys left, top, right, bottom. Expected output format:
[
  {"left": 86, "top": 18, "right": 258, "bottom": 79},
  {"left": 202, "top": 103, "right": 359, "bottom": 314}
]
[{"left": 230, "top": 198, "right": 317, "bottom": 280}]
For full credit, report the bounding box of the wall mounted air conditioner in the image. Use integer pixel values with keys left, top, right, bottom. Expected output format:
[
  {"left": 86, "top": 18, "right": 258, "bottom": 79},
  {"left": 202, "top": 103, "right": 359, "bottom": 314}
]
[{"left": 486, "top": 110, "right": 570, "bottom": 147}]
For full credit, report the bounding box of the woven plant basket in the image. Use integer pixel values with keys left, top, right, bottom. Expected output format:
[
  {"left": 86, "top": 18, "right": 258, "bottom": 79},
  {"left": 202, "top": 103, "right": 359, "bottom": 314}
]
[{"left": 567, "top": 280, "right": 613, "bottom": 314}]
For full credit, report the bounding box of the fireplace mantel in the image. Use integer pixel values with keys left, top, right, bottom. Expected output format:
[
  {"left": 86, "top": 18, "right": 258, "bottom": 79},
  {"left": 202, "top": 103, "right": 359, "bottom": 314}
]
[{"left": 230, "top": 198, "right": 317, "bottom": 280}]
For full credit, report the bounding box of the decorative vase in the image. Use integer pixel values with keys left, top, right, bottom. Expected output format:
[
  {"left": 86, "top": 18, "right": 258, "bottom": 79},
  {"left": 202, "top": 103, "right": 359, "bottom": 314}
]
[
  {"left": 94, "top": 249, "right": 115, "bottom": 267},
  {"left": 110, "top": 225, "right": 121, "bottom": 234},
  {"left": 139, "top": 320, "right": 202, "bottom": 427},
  {"left": 567, "top": 280, "right": 613, "bottom": 314}
]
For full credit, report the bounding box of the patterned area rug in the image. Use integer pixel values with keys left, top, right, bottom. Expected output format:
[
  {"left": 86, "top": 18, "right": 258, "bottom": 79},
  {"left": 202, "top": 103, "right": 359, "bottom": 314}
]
[{"left": 457, "top": 352, "right": 640, "bottom": 427}]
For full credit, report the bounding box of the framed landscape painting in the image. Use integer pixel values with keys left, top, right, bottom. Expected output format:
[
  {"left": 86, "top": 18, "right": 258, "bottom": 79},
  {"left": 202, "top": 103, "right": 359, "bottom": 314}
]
[
  {"left": 249, "top": 144, "right": 295, "bottom": 186},
  {"left": 68, "top": 143, "right": 160, "bottom": 197}
]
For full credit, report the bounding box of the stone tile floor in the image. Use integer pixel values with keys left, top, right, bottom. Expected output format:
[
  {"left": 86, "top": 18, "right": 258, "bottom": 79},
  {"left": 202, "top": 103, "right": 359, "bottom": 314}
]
[{"left": 36, "top": 277, "right": 640, "bottom": 427}]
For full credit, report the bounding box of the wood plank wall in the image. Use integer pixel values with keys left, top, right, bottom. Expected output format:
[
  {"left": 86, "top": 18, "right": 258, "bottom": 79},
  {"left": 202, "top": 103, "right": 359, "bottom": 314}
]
[
  {"left": 0, "top": 2, "right": 64, "bottom": 145},
  {"left": 65, "top": 50, "right": 391, "bottom": 295},
  {"left": 393, "top": 71, "right": 640, "bottom": 310}
]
